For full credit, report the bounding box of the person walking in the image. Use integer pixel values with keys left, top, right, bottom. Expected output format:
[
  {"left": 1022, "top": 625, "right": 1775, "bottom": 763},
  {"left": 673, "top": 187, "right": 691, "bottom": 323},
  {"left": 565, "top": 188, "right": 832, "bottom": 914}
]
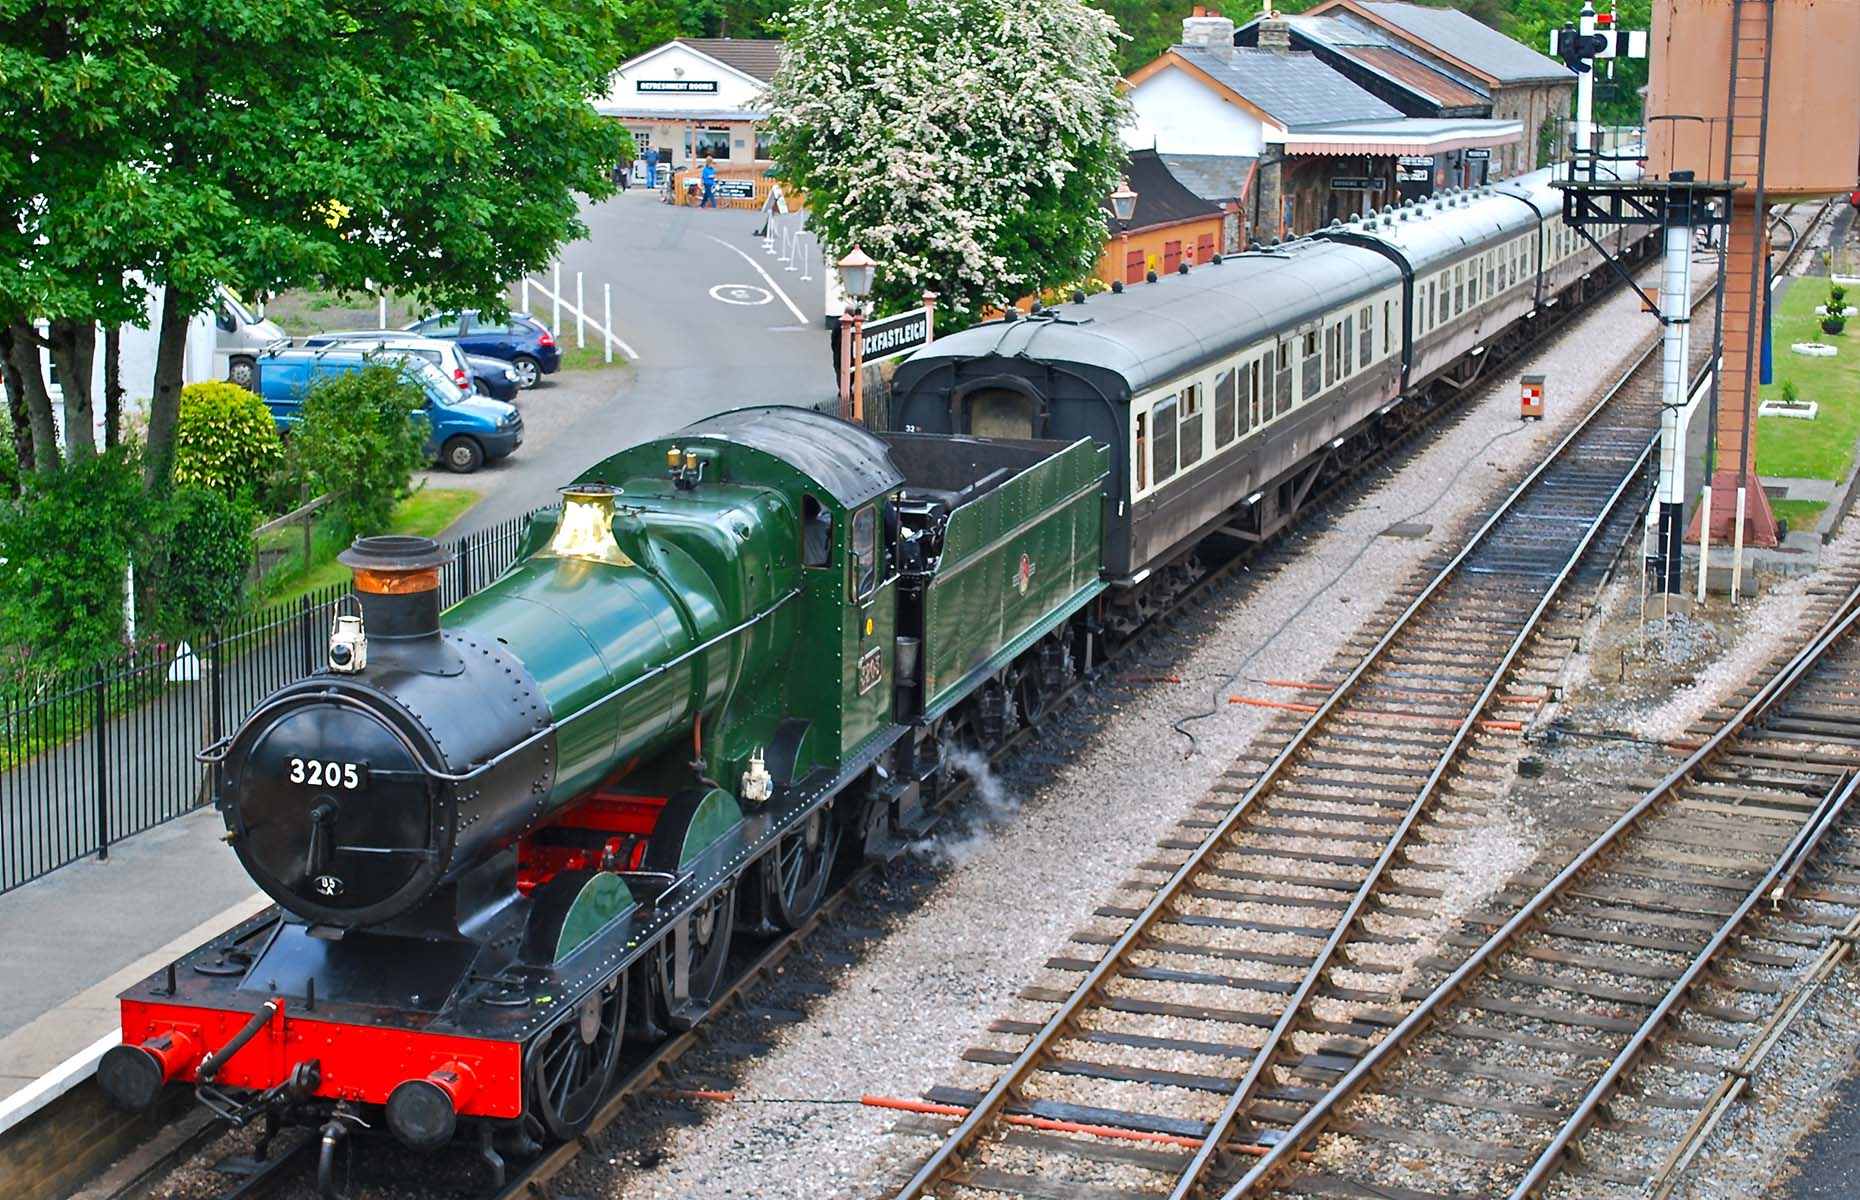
[
  {"left": 613, "top": 153, "right": 632, "bottom": 192},
  {"left": 700, "top": 156, "right": 718, "bottom": 209}
]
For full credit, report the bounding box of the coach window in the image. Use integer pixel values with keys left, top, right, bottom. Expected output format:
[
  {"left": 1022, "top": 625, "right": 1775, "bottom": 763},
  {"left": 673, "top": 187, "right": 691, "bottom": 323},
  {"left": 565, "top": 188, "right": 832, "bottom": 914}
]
[
  {"left": 1249, "top": 359, "right": 1264, "bottom": 428},
  {"left": 1360, "top": 307, "right": 1373, "bottom": 364},
  {"left": 1468, "top": 266, "right": 1478, "bottom": 306},
  {"left": 850, "top": 506, "right": 878, "bottom": 600},
  {"left": 1436, "top": 279, "right": 1449, "bottom": 325},
  {"left": 1180, "top": 384, "right": 1204, "bottom": 468},
  {"left": 1454, "top": 266, "right": 1465, "bottom": 314},
  {"left": 1487, "top": 255, "right": 1496, "bottom": 295},
  {"left": 1322, "top": 325, "right": 1336, "bottom": 388},
  {"left": 1215, "top": 367, "right": 1238, "bottom": 445},
  {"left": 1342, "top": 315, "right": 1355, "bottom": 376},
  {"left": 1152, "top": 397, "right": 1179, "bottom": 483},
  {"left": 970, "top": 389, "right": 1035, "bottom": 439},
  {"left": 1134, "top": 412, "right": 1147, "bottom": 491},
  {"left": 1276, "top": 341, "right": 1293, "bottom": 416},
  {"left": 1301, "top": 331, "right": 1320, "bottom": 401},
  {"left": 802, "top": 494, "right": 834, "bottom": 567}
]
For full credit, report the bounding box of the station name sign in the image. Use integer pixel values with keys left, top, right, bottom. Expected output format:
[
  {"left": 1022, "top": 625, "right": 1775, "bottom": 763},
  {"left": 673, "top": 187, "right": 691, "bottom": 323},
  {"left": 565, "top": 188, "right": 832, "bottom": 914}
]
[
  {"left": 637, "top": 79, "right": 719, "bottom": 93},
  {"left": 1330, "top": 176, "right": 1380, "bottom": 191},
  {"left": 861, "top": 308, "right": 934, "bottom": 362},
  {"left": 1464, "top": 148, "right": 1492, "bottom": 161}
]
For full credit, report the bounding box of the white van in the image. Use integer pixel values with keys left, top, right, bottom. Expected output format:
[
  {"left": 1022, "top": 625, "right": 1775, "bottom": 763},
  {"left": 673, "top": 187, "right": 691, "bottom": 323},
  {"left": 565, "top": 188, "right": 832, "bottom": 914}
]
[{"left": 212, "top": 287, "right": 289, "bottom": 388}]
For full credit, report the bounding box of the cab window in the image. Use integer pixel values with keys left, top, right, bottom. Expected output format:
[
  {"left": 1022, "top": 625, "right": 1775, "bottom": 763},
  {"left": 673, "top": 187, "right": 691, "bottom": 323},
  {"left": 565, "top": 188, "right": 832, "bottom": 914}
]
[
  {"left": 850, "top": 506, "right": 878, "bottom": 599},
  {"left": 802, "top": 494, "right": 833, "bottom": 567}
]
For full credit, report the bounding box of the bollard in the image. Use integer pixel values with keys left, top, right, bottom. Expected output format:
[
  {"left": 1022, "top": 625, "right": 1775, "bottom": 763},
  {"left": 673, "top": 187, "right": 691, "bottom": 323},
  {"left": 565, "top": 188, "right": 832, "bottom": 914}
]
[
  {"left": 378, "top": 292, "right": 388, "bottom": 328},
  {"left": 552, "top": 263, "right": 561, "bottom": 337},
  {"left": 800, "top": 234, "right": 813, "bottom": 282},
  {"left": 604, "top": 283, "right": 614, "bottom": 364},
  {"left": 576, "top": 272, "right": 585, "bottom": 349}
]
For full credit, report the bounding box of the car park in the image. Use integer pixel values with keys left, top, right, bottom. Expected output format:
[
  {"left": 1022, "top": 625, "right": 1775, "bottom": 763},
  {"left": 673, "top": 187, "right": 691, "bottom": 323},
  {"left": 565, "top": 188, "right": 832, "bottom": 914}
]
[
  {"left": 254, "top": 347, "right": 522, "bottom": 473},
  {"left": 405, "top": 311, "right": 561, "bottom": 389}
]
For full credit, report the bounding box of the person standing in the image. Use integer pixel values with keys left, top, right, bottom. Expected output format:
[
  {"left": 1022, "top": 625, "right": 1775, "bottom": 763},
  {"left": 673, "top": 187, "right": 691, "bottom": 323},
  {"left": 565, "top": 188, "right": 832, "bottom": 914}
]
[
  {"left": 644, "top": 146, "right": 659, "bottom": 190},
  {"left": 700, "top": 156, "right": 718, "bottom": 209}
]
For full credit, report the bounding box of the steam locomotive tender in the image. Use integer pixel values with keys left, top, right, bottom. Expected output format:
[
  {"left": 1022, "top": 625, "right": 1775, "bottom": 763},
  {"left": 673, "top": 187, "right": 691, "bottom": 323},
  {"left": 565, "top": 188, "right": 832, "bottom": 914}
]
[{"left": 100, "top": 408, "right": 1108, "bottom": 1187}]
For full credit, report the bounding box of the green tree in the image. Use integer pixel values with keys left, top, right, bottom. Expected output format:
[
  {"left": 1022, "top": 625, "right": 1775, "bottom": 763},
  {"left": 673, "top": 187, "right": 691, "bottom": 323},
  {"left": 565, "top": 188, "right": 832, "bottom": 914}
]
[
  {"left": 0, "top": 0, "right": 632, "bottom": 489},
  {"left": 290, "top": 365, "right": 432, "bottom": 537},
  {"left": 767, "top": 0, "right": 1128, "bottom": 329}
]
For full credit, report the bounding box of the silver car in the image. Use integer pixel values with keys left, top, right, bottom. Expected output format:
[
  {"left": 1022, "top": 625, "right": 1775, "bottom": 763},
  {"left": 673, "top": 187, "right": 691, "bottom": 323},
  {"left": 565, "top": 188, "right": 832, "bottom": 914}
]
[{"left": 299, "top": 331, "right": 477, "bottom": 398}]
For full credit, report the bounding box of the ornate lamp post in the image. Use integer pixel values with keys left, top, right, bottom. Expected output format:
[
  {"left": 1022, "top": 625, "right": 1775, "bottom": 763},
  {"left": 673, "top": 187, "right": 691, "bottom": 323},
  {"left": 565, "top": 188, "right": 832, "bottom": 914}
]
[
  {"left": 1109, "top": 179, "right": 1139, "bottom": 284},
  {"left": 837, "top": 246, "right": 879, "bottom": 422}
]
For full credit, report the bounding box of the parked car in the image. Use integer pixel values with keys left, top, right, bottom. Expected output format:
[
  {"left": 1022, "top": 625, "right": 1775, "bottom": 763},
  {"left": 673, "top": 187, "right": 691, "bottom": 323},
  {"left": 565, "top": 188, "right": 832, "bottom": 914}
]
[
  {"left": 465, "top": 353, "right": 521, "bottom": 403},
  {"left": 254, "top": 347, "right": 521, "bottom": 473},
  {"left": 405, "top": 311, "right": 561, "bottom": 389},
  {"left": 300, "top": 331, "right": 476, "bottom": 397},
  {"left": 213, "top": 287, "right": 289, "bottom": 388}
]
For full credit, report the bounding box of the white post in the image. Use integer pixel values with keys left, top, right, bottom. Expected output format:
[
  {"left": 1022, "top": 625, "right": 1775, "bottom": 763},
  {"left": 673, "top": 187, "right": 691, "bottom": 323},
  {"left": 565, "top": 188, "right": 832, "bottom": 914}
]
[
  {"left": 575, "top": 271, "right": 585, "bottom": 349},
  {"left": 1696, "top": 482, "right": 1713, "bottom": 602},
  {"left": 603, "top": 283, "right": 614, "bottom": 364},
  {"left": 779, "top": 224, "right": 794, "bottom": 268},
  {"left": 522, "top": 276, "right": 532, "bottom": 315},
  {"left": 124, "top": 562, "right": 136, "bottom": 645},
  {"left": 379, "top": 291, "right": 388, "bottom": 328},
  {"left": 800, "top": 233, "right": 813, "bottom": 282},
  {"left": 1654, "top": 206, "right": 1693, "bottom": 598},
  {"left": 1575, "top": 3, "right": 1596, "bottom": 175},
  {"left": 1731, "top": 486, "right": 1748, "bottom": 604},
  {"left": 786, "top": 229, "right": 800, "bottom": 273},
  {"left": 551, "top": 262, "right": 562, "bottom": 336}
]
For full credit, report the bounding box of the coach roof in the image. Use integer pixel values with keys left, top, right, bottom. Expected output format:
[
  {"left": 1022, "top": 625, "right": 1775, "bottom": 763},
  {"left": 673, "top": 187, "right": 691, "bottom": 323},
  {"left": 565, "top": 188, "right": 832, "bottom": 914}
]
[{"left": 898, "top": 239, "right": 1399, "bottom": 400}]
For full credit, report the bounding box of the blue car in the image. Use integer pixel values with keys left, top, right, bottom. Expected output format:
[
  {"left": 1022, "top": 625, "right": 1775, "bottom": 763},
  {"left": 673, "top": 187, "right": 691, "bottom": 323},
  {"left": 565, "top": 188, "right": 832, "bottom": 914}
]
[
  {"left": 255, "top": 348, "right": 522, "bottom": 473},
  {"left": 405, "top": 311, "right": 562, "bottom": 389}
]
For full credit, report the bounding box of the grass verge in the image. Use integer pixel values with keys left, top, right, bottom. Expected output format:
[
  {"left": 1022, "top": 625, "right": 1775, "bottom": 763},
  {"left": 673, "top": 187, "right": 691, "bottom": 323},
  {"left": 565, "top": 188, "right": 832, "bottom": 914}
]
[
  {"left": 257, "top": 488, "right": 480, "bottom": 606},
  {"left": 557, "top": 344, "right": 628, "bottom": 371},
  {"left": 1770, "top": 497, "right": 1829, "bottom": 534},
  {"left": 1752, "top": 278, "right": 1860, "bottom": 482}
]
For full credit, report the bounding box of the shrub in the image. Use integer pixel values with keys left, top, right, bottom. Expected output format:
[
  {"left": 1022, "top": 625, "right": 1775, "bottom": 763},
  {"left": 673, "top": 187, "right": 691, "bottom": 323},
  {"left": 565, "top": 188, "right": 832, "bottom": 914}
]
[
  {"left": 158, "top": 488, "right": 255, "bottom": 633},
  {"left": 290, "top": 364, "right": 430, "bottom": 535},
  {"left": 172, "top": 380, "right": 284, "bottom": 500},
  {"left": 0, "top": 448, "right": 152, "bottom": 676},
  {"left": 1781, "top": 379, "right": 1801, "bottom": 405}
]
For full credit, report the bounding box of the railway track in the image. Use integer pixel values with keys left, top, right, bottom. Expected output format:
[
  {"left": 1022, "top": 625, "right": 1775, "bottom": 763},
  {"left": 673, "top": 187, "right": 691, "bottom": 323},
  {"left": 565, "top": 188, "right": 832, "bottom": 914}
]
[
  {"left": 887, "top": 289, "right": 1709, "bottom": 1200},
  {"left": 1225, "top": 562, "right": 1860, "bottom": 1200}
]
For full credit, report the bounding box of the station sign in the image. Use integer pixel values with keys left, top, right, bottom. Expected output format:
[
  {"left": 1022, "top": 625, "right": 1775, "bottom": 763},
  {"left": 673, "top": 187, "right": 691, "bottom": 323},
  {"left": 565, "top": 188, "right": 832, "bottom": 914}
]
[
  {"left": 683, "top": 177, "right": 758, "bottom": 200},
  {"left": 1395, "top": 165, "right": 1431, "bottom": 183},
  {"left": 1464, "top": 148, "right": 1492, "bottom": 161},
  {"left": 638, "top": 79, "right": 719, "bottom": 93},
  {"left": 1330, "top": 176, "right": 1380, "bottom": 192},
  {"left": 860, "top": 307, "right": 935, "bottom": 362}
]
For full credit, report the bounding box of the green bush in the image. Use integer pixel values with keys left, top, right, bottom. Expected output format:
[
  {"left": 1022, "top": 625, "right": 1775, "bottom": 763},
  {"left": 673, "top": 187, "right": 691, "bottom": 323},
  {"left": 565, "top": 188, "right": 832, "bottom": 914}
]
[
  {"left": 0, "top": 449, "right": 152, "bottom": 676},
  {"left": 290, "top": 365, "right": 430, "bottom": 535},
  {"left": 173, "top": 380, "right": 284, "bottom": 500},
  {"left": 158, "top": 488, "right": 254, "bottom": 632}
]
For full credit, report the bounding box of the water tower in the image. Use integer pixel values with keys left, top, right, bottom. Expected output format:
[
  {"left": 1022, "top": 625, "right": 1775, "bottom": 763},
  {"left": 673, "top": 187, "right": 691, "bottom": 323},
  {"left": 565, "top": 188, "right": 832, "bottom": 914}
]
[{"left": 1645, "top": 0, "right": 1860, "bottom": 565}]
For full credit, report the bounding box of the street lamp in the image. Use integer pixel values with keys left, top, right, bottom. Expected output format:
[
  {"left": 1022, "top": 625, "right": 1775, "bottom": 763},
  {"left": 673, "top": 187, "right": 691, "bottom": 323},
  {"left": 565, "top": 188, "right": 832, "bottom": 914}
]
[
  {"left": 1109, "top": 179, "right": 1138, "bottom": 286},
  {"left": 837, "top": 246, "right": 880, "bottom": 423}
]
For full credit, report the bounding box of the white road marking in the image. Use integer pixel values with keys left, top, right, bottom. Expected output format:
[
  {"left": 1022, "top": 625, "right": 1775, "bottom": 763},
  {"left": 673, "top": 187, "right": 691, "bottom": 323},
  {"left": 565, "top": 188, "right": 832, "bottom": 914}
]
[
  {"left": 708, "top": 235, "right": 809, "bottom": 325},
  {"left": 520, "top": 277, "right": 641, "bottom": 361},
  {"left": 710, "top": 283, "right": 774, "bottom": 306}
]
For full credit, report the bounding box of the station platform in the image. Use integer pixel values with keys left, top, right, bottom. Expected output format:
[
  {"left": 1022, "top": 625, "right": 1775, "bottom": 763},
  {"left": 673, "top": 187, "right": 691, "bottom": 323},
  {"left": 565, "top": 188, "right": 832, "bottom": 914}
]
[{"left": 0, "top": 808, "right": 263, "bottom": 1111}]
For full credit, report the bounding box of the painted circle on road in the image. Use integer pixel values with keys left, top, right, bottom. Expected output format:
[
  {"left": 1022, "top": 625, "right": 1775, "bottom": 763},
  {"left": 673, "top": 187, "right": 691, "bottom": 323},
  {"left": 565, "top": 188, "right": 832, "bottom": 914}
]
[{"left": 710, "top": 283, "right": 773, "bottom": 306}]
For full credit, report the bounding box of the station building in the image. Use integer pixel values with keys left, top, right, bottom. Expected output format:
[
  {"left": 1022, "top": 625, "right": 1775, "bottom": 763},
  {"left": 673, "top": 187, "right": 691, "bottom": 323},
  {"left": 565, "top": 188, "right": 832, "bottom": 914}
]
[
  {"left": 1123, "top": 9, "right": 1525, "bottom": 243},
  {"left": 595, "top": 38, "right": 781, "bottom": 173}
]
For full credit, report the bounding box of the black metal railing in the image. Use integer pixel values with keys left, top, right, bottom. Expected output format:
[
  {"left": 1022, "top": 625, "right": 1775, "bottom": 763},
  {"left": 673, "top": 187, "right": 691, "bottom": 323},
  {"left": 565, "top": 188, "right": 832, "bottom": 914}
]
[{"left": 0, "top": 510, "right": 538, "bottom": 894}]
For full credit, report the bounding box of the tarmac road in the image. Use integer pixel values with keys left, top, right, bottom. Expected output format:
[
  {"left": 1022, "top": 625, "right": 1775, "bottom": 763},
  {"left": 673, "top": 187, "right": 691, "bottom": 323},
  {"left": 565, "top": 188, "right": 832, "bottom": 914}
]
[{"left": 438, "top": 190, "right": 832, "bottom": 537}]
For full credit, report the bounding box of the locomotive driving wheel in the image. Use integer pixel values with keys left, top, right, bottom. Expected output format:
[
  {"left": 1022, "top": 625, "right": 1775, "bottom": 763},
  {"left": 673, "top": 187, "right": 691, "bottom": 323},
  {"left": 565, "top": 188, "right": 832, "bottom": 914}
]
[
  {"left": 647, "top": 886, "right": 736, "bottom": 1030},
  {"left": 767, "top": 805, "right": 841, "bottom": 930},
  {"left": 527, "top": 973, "right": 626, "bottom": 1141}
]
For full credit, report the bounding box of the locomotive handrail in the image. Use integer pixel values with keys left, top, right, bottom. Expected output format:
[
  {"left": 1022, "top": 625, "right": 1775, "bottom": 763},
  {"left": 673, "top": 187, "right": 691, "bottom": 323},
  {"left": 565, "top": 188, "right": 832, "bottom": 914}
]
[{"left": 196, "top": 588, "right": 804, "bottom": 784}]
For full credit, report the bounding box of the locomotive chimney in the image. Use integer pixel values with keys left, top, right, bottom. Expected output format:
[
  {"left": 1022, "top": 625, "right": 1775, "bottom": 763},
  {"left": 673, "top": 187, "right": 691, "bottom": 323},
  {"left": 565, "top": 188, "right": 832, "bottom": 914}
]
[
  {"left": 338, "top": 535, "right": 453, "bottom": 641},
  {"left": 542, "top": 482, "right": 636, "bottom": 567}
]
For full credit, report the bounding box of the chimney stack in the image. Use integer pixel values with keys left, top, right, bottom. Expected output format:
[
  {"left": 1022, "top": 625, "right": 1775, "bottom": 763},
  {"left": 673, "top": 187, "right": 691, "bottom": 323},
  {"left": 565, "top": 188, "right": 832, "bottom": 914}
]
[
  {"left": 1258, "top": 6, "right": 1293, "bottom": 54},
  {"left": 1182, "top": 7, "right": 1237, "bottom": 57}
]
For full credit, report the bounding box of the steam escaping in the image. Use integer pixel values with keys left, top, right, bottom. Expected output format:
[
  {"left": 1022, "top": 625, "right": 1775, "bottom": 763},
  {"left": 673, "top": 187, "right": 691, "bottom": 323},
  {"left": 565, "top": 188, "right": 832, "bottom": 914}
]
[{"left": 911, "top": 748, "right": 1020, "bottom": 869}]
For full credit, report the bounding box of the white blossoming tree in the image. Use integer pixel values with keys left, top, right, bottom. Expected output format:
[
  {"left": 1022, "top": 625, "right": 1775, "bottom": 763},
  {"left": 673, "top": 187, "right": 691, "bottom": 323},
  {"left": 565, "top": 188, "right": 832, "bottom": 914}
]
[{"left": 765, "top": 0, "right": 1128, "bottom": 329}]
